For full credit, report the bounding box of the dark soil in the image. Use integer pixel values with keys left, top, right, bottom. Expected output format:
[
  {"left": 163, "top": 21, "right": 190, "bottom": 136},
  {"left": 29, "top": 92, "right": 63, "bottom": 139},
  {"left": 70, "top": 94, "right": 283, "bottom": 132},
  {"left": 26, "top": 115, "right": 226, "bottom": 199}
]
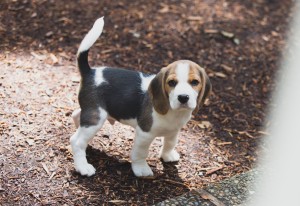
[{"left": 0, "top": 0, "right": 294, "bottom": 205}]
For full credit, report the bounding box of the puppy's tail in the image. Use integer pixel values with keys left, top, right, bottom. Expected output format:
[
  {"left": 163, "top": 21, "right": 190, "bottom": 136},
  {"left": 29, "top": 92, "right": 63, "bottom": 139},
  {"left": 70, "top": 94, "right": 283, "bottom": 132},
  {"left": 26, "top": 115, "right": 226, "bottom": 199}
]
[{"left": 77, "top": 17, "right": 104, "bottom": 76}]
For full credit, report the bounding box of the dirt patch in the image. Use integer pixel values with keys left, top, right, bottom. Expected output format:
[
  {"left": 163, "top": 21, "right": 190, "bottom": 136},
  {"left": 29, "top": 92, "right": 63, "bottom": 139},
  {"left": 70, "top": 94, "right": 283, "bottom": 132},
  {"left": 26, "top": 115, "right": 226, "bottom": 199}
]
[{"left": 0, "top": 0, "right": 294, "bottom": 205}]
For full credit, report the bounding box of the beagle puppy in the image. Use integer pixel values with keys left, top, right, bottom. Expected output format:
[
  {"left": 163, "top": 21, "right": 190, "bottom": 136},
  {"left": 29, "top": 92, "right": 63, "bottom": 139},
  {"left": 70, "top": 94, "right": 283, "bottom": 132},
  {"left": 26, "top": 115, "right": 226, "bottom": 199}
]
[{"left": 70, "top": 17, "right": 212, "bottom": 177}]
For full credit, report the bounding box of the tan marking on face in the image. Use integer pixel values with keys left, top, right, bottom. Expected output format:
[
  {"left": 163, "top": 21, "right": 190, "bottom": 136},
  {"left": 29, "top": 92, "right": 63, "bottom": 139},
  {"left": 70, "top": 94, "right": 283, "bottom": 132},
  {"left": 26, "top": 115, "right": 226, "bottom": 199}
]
[
  {"left": 164, "top": 63, "right": 177, "bottom": 95},
  {"left": 150, "top": 60, "right": 211, "bottom": 114},
  {"left": 164, "top": 60, "right": 203, "bottom": 95},
  {"left": 188, "top": 63, "right": 202, "bottom": 93},
  {"left": 165, "top": 60, "right": 211, "bottom": 114}
]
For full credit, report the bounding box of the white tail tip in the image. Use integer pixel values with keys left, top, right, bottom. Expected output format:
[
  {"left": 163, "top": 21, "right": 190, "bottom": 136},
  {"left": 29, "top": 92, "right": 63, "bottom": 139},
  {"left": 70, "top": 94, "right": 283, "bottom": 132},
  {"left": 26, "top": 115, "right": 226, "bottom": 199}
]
[{"left": 77, "top": 17, "right": 104, "bottom": 54}]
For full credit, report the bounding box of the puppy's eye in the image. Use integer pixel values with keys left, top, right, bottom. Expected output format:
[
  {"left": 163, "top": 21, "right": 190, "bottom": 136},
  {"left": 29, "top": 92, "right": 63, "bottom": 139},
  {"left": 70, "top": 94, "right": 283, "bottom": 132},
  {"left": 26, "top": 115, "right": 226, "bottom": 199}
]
[
  {"left": 167, "top": 80, "right": 177, "bottom": 87},
  {"left": 190, "top": 79, "right": 200, "bottom": 86}
]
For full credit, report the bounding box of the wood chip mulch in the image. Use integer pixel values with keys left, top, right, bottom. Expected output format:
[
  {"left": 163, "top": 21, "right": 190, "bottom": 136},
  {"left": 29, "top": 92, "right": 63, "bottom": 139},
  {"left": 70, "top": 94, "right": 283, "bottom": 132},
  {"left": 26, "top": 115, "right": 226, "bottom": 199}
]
[{"left": 0, "top": 0, "right": 294, "bottom": 205}]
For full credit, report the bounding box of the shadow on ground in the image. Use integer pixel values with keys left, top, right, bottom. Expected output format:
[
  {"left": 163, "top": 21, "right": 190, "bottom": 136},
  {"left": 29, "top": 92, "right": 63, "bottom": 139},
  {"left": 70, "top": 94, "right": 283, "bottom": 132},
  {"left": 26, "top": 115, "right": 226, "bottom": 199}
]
[{"left": 74, "top": 146, "right": 188, "bottom": 205}]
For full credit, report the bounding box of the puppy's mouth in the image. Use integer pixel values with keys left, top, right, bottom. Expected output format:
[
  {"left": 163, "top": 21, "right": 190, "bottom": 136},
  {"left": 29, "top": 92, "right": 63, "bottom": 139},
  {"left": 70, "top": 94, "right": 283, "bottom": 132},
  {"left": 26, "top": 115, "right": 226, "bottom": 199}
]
[
  {"left": 179, "top": 103, "right": 189, "bottom": 108},
  {"left": 178, "top": 103, "right": 193, "bottom": 110},
  {"left": 169, "top": 100, "right": 195, "bottom": 111}
]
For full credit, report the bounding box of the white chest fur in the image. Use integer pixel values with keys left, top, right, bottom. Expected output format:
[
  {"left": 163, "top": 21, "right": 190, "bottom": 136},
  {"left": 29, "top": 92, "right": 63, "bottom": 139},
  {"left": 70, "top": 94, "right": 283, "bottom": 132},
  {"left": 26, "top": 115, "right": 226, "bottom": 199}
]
[{"left": 150, "top": 109, "right": 192, "bottom": 137}]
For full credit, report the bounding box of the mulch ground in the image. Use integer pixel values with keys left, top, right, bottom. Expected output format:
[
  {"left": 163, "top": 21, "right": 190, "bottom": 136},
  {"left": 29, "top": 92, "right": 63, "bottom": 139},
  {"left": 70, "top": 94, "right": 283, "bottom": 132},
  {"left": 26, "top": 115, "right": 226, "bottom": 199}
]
[{"left": 0, "top": 0, "right": 294, "bottom": 205}]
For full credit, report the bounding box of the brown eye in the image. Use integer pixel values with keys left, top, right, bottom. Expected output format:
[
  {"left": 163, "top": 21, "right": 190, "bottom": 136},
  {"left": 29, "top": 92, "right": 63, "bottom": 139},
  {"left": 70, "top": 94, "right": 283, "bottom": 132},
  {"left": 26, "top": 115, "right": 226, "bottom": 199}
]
[
  {"left": 190, "top": 79, "right": 200, "bottom": 86},
  {"left": 168, "top": 80, "right": 177, "bottom": 87}
]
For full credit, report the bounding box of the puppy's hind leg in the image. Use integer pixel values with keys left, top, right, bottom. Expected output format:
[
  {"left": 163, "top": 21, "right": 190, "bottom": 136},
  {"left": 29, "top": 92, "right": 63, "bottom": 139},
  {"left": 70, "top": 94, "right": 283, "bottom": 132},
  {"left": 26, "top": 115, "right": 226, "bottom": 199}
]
[
  {"left": 71, "top": 108, "right": 81, "bottom": 128},
  {"left": 70, "top": 108, "right": 107, "bottom": 176}
]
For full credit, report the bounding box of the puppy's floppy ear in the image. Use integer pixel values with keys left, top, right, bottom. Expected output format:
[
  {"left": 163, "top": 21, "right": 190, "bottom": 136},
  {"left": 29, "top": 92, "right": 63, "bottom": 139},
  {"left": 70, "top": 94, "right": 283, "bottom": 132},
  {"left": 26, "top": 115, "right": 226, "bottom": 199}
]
[
  {"left": 148, "top": 67, "right": 170, "bottom": 115},
  {"left": 193, "top": 67, "right": 212, "bottom": 115}
]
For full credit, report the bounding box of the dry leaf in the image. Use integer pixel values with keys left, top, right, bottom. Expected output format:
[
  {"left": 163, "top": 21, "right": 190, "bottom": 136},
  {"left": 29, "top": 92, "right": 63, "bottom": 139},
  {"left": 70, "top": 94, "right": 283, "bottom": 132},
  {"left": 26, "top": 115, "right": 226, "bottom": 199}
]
[
  {"left": 206, "top": 166, "right": 224, "bottom": 175},
  {"left": 31, "top": 12, "right": 37, "bottom": 18},
  {"left": 36, "top": 155, "right": 45, "bottom": 162},
  {"left": 45, "top": 31, "right": 54, "bottom": 37},
  {"left": 221, "top": 31, "right": 234, "bottom": 38},
  {"left": 214, "top": 72, "right": 227, "bottom": 78},
  {"left": 220, "top": 64, "right": 233, "bottom": 73},
  {"left": 26, "top": 139, "right": 35, "bottom": 146},
  {"left": 49, "top": 172, "right": 56, "bottom": 180},
  {"left": 49, "top": 53, "right": 58, "bottom": 64},
  {"left": 41, "top": 162, "right": 51, "bottom": 176},
  {"left": 187, "top": 16, "right": 203, "bottom": 21},
  {"left": 238, "top": 131, "right": 255, "bottom": 138},
  {"left": 233, "top": 37, "right": 240, "bottom": 45},
  {"left": 217, "top": 142, "right": 232, "bottom": 146},
  {"left": 198, "top": 121, "right": 212, "bottom": 129},
  {"left": 204, "top": 29, "right": 219, "bottom": 34},
  {"left": 159, "top": 5, "right": 169, "bottom": 13},
  {"left": 108, "top": 200, "right": 127, "bottom": 204},
  {"left": 262, "top": 35, "right": 269, "bottom": 41},
  {"left": 271, "top": 31, "right": 279, "bottom": 36},
  {"left": 30, "top": 52, "right": 46, "bottom": 61},
  {"left": 258, "top": 131, "right": 270, "bottom": 136}
]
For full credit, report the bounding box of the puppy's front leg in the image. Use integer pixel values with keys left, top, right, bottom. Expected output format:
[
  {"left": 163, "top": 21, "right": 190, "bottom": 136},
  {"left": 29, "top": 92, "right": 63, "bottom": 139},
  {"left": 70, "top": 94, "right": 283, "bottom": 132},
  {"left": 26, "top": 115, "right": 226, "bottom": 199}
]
[
  {"left": 131, "top": 128, "right": 155, "bottom": 177},
  {"left": 160, "top": 131, "right": 180, "bottom": 162}
]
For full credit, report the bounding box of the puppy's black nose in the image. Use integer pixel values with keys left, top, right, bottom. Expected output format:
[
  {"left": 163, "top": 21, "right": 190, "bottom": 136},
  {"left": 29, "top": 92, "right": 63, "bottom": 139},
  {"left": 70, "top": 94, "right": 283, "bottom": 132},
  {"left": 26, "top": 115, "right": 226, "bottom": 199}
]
[{"left": 178, "top": 95, "right": 189, "bottom": 104}]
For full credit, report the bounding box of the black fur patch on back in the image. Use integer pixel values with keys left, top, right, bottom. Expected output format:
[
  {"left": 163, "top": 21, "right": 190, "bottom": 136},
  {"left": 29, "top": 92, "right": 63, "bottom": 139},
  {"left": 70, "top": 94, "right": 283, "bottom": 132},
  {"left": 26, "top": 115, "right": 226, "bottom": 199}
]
[
  {"left": 99, "top": 68, "right": 144, "bottom": 120},
  {"left": 78, "top": 67, "right": 154, "bottom": 131}
]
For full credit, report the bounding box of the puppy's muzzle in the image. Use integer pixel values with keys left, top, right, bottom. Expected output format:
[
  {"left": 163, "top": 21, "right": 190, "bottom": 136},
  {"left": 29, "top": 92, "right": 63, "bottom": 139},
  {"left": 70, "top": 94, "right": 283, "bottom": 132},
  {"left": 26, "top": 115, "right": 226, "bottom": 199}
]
[{"left": 178, "top": 94, "right": 189, "bottom": 104}]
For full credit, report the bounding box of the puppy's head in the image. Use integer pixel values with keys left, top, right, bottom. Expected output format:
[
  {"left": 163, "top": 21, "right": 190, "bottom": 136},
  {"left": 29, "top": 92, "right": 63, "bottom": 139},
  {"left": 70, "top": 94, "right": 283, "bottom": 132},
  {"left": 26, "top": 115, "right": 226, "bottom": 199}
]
[{"left": 149, "top": 60, "right": 212, "bottom": 115}]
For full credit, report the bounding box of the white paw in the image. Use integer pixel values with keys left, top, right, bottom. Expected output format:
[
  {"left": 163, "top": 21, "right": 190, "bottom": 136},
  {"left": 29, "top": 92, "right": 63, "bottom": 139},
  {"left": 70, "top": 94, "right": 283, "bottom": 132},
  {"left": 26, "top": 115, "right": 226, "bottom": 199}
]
[
  {"left": 131, "top": 161, "right": 154, "bottom": 177},
  {"left": 75, "top": 162, "right": 96, "bottom": 176},
  {"left": 161, "top": 150, "right": 180, "bottom": 162}
]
